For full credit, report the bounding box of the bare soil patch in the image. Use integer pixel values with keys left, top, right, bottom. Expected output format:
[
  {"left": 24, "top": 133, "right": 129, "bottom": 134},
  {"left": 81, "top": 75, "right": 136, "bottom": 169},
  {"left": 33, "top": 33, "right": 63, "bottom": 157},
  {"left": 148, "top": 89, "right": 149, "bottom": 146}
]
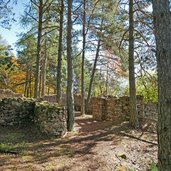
[{"left": 0, "top": 115, "right": 157, "bottom": 171}]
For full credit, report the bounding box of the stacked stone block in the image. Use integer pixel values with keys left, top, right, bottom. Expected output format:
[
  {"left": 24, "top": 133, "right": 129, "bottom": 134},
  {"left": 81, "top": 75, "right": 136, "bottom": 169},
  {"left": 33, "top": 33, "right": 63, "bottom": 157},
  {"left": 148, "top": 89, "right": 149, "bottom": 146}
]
[
  {"left": 119, "top": 96, "right": 130, "bottom": 121},
  {"left": 91, "top": 97, "right": 106, "bottom": 121},
  {"left": 144, "top": 102, "right": 158, "bottom": 121},
  {"left": 0, "top": 98, "right": 67, "bottom": 137},
  {"left": 34, "top": 102, "right": 67, "bottom": 137},
  {"left": 106, "top": 97, "right": 122, "bottom": 121},
  {"left": 91, "top": 95, "right": 156, "bottom": 122},
  {"left": 0, "top": 98, "right": 34, "bottom": 126}
]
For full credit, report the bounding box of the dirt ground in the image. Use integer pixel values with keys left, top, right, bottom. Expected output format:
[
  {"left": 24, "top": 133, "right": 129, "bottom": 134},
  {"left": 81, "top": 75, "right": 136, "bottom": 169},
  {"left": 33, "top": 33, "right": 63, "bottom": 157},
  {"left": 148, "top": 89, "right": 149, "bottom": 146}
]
[{"left": 0, "top": 115, "right": 157, "bottom": 171}]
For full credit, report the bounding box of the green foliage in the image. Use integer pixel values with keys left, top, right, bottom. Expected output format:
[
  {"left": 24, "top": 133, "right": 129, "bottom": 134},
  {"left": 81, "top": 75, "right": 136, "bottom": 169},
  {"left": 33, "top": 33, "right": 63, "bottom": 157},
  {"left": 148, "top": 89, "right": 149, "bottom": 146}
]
[
  {"left": 136, "top": 73, "right": 158, "bottom": 102},
  {"left": 150, "top": 162, "right": 158, "bottom": 171},
  {"left": 73, "top": 54, "right": 92, "bottom": 94},
  {"left": 0, "top": 0, "right": 17, "bottom": 29},
  {"left": 0, "top": 142, "right": 25, "bottom": 153}
]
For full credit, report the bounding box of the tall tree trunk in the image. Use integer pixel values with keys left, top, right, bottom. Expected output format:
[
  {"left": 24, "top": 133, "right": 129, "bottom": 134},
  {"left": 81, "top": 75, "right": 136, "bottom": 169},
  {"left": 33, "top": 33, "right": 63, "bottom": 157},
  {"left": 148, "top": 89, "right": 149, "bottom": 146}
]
[
  {"left": 48, "top": 84, "right": 50, "bottom": 95},
  {"left": 57, "top": 0, "right": 64, "bottom": 103},
  {"left": 87, "top": 18, "right": 103, "bottom": 103},
  {"left": 24, "top": 67, "right": 29, "bottom": 97},
  {"left": 41, "top": 38, "right": 47, "bottom": 97},
  {"left": 67, "top": 0, "right": 74, "bottom": 131},
  {"left": 106, "top": 62, "right": 109, "bottom": 96},
  {"left": 152, "top": 1, "right": 171, "bottom": 170},
  {"left": 38, "top": 68, "right": 42, "bottom": 97},
  {"left": 129, "top": 0, "right": 138, "bottom": 127},
  {"left": 87, "top": 38, "right": 101, "bottom": 104},
  {"left": 81, "top": 0, "right": 86, "bottom": 116},
  {"left": 29, "top": 67, "right": 32, "bottom": 97},
  {"left": 34, "top": 0, "right": 43, "bottom": 98}
]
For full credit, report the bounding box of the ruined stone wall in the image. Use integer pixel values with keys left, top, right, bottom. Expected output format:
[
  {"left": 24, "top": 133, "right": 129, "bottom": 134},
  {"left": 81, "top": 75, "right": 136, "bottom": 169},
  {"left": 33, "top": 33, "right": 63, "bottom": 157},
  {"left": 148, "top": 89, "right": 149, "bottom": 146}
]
[
  {"left": 144, "top": 102, "right": 158, "bottom": 121},
  {"left": 74, "top": 95, "right": 81, "bottom": 111},
  {"left": 91, "top": 97, "right": 106, "bottom": 120},
  {"left": 0, "top": 98, "right": 67, "bottom": 137},
  {"left": 0, "top": 98, "right": 35, "bottom": 126},
  {"left": 44, "top": 94, "right": 84, "bottom": 111},
  {"left": 91, "top": 96, "right": 157, "bottom": 122},
  {"left": 34, "top": 102, "right": 67, "bottom": 137},
  {"left": 0, "top": 89, "right": 23, "bottom": 99},
  {"left": 44, "top": 95, "right": 57, "bottom": 103},
  {"left": 44, "top": 94, "right": 66, "bottom": 106},
  {"left": 106, "top": 97, "right": 123, "bottom": 121}
]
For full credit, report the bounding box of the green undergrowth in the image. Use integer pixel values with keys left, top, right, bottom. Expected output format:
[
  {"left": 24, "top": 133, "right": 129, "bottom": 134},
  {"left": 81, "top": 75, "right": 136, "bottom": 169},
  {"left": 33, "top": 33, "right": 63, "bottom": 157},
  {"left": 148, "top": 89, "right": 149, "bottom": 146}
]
[
  {"left": 150, "top": 162, "right": 158, "bottom": 171},
  {"left": 0, "top": 142, "right": 26, "bottom": 153}
]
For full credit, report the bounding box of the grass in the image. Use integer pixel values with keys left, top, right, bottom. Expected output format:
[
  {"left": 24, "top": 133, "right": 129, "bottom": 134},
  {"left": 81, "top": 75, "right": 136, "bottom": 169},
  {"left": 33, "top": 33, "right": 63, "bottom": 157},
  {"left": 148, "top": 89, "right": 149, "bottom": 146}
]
[{"left": 0, "top": 142, "right": 26, "bottom": 153}]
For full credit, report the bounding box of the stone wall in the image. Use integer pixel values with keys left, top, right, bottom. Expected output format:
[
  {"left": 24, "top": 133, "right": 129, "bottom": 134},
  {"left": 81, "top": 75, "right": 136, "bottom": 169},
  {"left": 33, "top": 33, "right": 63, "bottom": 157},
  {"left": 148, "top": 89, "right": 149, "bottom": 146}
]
[
  {"left": 91, "top": 97, "right": 106, "bottom": 120},
  {"left": 91, "top": 96, "right": 157, "bottom": 122},
  {"left": 74, "top": 95, "right": 81, "bottom": 111},
  {"left": 44, "top": 94, "right": 66, "bottom": 106},
  {"left": 0, "top": 89, "right": 23, "bottom": 99},
  {"left": 0, "top": 98, "right": 67, "bottom": 137},
  {"left": 44, "top": 94, "right": 84, "bottom": 111},
  {"left": 34, "top": 102, "right": 67, "bottom": 137},
  {"left": 0, "top": 98, "right": 35, "bottom": 126},
  {"left": 144, "top": 102, "right": 158, "bottom": 121},
  {"left": 106, "top": 97, "right": 123, "bottom": 121}
]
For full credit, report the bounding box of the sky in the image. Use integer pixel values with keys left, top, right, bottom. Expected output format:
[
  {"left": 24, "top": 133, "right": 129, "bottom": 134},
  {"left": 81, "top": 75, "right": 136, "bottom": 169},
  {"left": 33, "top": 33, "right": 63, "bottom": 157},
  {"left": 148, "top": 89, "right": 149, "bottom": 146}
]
[
  {"left": 0, "top": 1, "right": 153, "bottom": 56},
  {"left": 0, "top": 0, "right": 29, "bottom": 55}
]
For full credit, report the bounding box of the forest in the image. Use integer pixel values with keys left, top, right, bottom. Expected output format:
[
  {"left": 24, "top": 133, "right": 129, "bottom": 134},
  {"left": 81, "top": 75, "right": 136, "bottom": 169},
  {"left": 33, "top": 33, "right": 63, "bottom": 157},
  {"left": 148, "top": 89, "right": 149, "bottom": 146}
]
[{"left": 0, "top": 0, "right": 170, "bottom": 171}]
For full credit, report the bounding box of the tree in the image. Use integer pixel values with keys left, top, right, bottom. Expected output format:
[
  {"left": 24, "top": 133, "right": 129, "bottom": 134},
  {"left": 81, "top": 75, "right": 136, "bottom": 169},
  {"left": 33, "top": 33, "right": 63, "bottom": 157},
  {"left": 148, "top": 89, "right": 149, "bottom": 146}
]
[
  {"left": 16, "top": 33, "right": 37, "bottom": 97},
  {"left": 34, "top": 0, "right": 43, "bottom": 98},
  {"left": 81, "top": 0, "right": 86, "bottom": 116},
  {"left": 0, "top": 0, "right": 16, "bottom": 29},
  {"left": 57, "top": 0, "right": 64, "bottom": 103},
  {"left": 128, "top": 0, "right": 138, "bottom": 127},
  {"left": 152, "top": 1, "right": 171, "bottom": 170},
  {"left": 67, "top": 0, "right": 74, "bottom": 131}
]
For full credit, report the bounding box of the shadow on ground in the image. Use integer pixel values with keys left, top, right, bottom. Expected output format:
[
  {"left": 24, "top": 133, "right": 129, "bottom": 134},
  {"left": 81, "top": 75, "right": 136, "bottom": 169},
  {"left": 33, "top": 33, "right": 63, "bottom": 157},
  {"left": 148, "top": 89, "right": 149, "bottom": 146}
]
[{"left": 0, "top": 115, "right": 157, "bottom": 171}]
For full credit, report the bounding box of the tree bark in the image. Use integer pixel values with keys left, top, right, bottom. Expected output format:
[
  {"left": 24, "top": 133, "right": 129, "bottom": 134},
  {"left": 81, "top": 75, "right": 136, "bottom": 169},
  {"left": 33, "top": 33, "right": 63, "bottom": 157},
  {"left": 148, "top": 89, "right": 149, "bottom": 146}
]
[
  {"left": 24, "top": 67, "right": 29, "bottom": 97},
  {"left": 67, "top": 0, "right": 74, "bottom": 131},
  {"left": 57, "top": 0, "right": 64, "bottom": 103},
  {"left": 81, "top": 0, "right": 86, "bottom": 116},
  {"left": 34, "top": 0, "right": 43, "bottom": 98},
  {"left": 38, "top": 68, "right": 42, "bottom": 97},
  {"left": 152, "top": 1, "right": 171, "bottom": 170},
  {"left": 87, "top": 38, "right": 101, "bottom": 104},
  {"left": 129, "top": 0, "right": 138, "bottom": 127},
  {"left": 29, "top": 67, "right": 32, "bottom": 97},
  {"left": 87, "top": 18, "right": 103, "bottom": 103},
  {"left": 41, "top": 38, "right": 47, "bottom": 97}
]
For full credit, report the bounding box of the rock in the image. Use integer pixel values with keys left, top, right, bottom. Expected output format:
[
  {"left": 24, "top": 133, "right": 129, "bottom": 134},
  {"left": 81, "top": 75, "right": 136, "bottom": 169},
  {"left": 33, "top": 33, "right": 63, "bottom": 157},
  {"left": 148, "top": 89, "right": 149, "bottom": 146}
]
[
  {"left": 117, "top": 153, "right": 127, "bottom": 160},
  {"left": 0, "top": 98, "right": 67, "bottom": 138}
]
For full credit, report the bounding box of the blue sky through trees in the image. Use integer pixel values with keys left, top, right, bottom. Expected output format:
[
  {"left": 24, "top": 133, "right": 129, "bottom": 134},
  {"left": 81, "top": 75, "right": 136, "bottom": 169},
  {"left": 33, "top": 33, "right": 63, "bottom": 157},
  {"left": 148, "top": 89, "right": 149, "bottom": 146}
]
[{"left": 0, "top": 0, "right": 29, "bottom": 55}]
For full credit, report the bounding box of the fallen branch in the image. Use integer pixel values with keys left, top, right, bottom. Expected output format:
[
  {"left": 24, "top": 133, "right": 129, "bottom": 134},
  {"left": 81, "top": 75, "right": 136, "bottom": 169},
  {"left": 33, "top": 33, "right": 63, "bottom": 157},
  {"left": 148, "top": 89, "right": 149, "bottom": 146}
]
[
  {"left": 0, "top": 149, "right": 19, "bottom": 155},
  {"left": 120, "top": 132, "right": 158, "bottom": 146}
]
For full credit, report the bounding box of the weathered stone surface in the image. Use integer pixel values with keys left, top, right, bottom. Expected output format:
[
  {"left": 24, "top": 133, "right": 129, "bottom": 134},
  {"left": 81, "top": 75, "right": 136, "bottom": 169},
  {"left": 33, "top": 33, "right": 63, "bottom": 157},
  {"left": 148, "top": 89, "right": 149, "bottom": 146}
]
[
  {"left": 0, "top": 89, "right": 23, "bottom": 99},
  {"left": 34, "top": 101, "right": 67, "bottom": 137},
  {"left": 0, "top": 98, "right": 35, "bottom": 125},
  {"left": 0, "top": 98, "right": 67, "bottom": 137},
  {"left": 44, "top": 94, "right": 86, "bottom": 112},
  {"left": 91, "top": 97, "right": 106, "bottom": 121},
  {"left": 91, "top": 96, "right": 157, "bottom": 123}
]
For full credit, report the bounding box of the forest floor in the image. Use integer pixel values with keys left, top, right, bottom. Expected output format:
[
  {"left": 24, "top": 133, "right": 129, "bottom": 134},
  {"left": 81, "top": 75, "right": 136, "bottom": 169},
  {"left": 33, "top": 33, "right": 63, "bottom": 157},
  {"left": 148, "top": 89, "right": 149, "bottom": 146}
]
[{"left": 0, "top": 114, "right": 157, "bottom": 171}]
